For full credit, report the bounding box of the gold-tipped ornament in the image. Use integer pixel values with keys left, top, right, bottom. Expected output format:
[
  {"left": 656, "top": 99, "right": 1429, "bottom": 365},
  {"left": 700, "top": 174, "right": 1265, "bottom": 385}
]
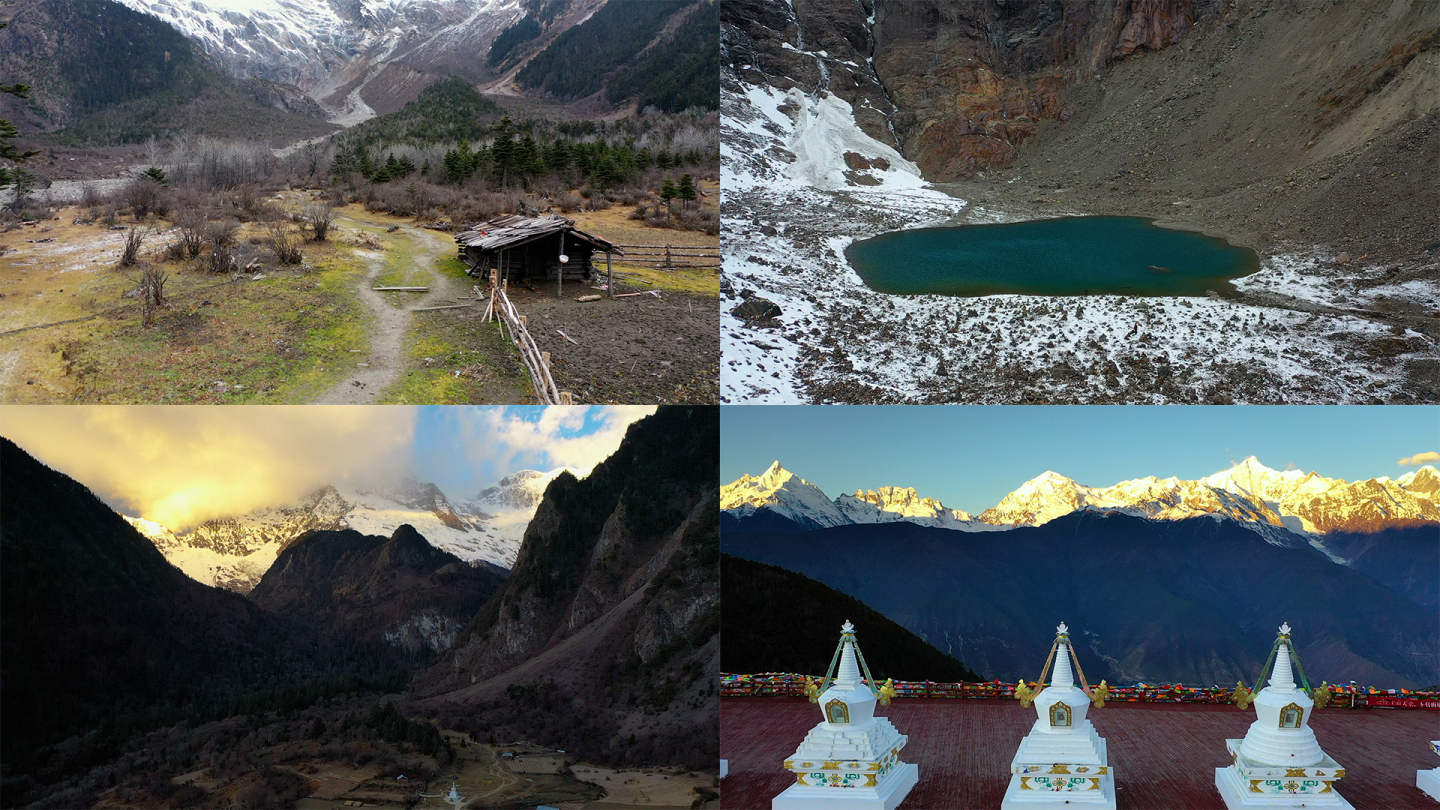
[
  {"left": 1090, "top": 679, "right": 1110, "bottom": 708},
  {"left": 803, "top": 675, "right": 821, "bottom": 703},
  {"left": 1015, "top": 680, "right": 1036, "bottom": 708},
  {"left": 879, "top": 678, "right": 898, "bottom": 706},
  {"left": 1233, "top": 681, "right": 1256, "bottom": 709}
]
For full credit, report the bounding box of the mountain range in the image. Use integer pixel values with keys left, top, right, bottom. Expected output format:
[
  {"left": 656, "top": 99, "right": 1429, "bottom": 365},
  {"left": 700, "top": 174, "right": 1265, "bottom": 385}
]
[
  {"left": 124, "top": 467, "right": 579, "bottom": 592},
  {"left": 109, "top": 0, "right": 717, "bottom": 122},
  {"left": 722, "top": 459, "right": 1440, "bottom": 540},
  {"left": 723, "top": 512, "right": 1440, "bottom": 689}
]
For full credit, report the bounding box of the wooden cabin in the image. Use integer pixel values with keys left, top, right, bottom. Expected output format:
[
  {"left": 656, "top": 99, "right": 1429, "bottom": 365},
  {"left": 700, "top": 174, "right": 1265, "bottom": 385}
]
[{"left": 454, "top": 214, "right": 620, "bottom": 283}]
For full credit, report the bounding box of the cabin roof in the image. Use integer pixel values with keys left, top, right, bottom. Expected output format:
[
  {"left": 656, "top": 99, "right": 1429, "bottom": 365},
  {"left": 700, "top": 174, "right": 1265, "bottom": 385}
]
[{"left": 454, "top": 214, "right": 619, "bottom": 253}]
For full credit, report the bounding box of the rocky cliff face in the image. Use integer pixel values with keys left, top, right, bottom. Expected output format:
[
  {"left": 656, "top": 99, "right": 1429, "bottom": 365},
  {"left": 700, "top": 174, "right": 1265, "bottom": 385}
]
[
  {"left": 248, "top": 525, "right": 505, "bottom": 657},
  {"left": 420, "top": 406, "right": 719, "bottom": 768},
  {"left": 726, "top": 0, "right": 1216, "bottom": 180}
]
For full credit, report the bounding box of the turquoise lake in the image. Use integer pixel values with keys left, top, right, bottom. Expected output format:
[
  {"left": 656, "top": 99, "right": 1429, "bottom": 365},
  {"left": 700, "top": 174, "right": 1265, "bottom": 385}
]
[{"left": 845, "top": 216, "right": 1259, "bottom": 297}]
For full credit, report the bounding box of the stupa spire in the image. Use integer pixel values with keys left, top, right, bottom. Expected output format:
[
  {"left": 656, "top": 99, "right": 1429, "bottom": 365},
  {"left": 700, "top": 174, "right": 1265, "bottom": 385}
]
[
  {"left": 1269, "top": 624, "right": 1297, "bottom": 691},
  {"left": 1052, "top": 623, "right": 1075, "bottom": 688},
  {"left": 833, "top": 621, "right": 862, "bottom": 689}
]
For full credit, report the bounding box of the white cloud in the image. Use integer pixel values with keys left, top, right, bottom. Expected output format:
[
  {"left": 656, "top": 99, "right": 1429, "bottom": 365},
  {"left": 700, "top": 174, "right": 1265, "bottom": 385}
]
[{"left": 1399, "top": 451, "right": 1440, "bottom": 466}]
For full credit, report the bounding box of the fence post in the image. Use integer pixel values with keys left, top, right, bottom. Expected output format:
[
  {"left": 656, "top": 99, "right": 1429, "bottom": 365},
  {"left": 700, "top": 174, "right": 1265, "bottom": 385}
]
[{"left": 607, "top": 250, "right": 613, "bottom": 299}]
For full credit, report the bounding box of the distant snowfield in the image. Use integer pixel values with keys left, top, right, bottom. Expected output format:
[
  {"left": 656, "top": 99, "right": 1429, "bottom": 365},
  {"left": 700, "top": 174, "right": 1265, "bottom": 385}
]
[
  {"left": 721, "top": 79, "right": 1440, "bottom": 404},
  {"left": 123, "top": 469, "right": 570, "bottom": 592}
]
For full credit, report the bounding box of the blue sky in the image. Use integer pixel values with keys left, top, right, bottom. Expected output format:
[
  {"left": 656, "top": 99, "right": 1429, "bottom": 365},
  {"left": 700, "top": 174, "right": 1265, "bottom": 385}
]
[{"left": 722, "top": 406, "right": 1440, "bottom": 514}]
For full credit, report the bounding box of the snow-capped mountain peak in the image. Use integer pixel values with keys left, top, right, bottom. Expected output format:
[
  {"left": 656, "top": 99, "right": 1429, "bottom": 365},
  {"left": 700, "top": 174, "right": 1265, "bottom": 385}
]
[
  {"left": 474, "top": 467, "right": 584, "bottom": 512},
  {"left": 125, "top": 468, "right": 575, "bottom": 593},
  {"left": 1398, "top": 466, "right": 1440, "bottom": 497},
  {"left": 724, "top": 460, "right": 1439, "bottom": 538},
  {"left": 834, "top": 485, "right": 979, "bottom": 530},
  {"left": 719, "top": 461, "right": 848, "bottom": 531}
]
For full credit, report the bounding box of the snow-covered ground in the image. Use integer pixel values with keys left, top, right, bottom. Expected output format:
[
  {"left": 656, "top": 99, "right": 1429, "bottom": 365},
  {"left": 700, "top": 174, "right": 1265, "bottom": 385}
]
[{"left": 721, "top": 80, "right": 1440, "bottom": 404}]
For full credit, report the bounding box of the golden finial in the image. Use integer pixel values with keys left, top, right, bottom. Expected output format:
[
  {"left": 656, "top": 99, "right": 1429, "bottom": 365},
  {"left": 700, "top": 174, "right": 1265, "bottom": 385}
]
[
  {"left": 1234, "top": 681, "right": 1256, "bottom": 710},
  {"left": 1015, "top": 680, "right": 1036, "bottom": 708},
  {"left": 878, "top": 678, "right": 898, "bottom": 706},
  {"left": 1090, "top": 679, "right": 1110, "bottom": 708},
  {"left": 803, "top": 675, "right": 821, "bottom": 703}
]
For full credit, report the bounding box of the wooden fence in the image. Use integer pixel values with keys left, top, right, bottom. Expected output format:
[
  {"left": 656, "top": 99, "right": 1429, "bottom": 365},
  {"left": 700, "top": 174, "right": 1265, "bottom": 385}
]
[
  {"left": 613, "top": 243, "right": 720, "bottom": 271},
  {"left": 478, "top": 273, "right": 572, "bottom": 405}
]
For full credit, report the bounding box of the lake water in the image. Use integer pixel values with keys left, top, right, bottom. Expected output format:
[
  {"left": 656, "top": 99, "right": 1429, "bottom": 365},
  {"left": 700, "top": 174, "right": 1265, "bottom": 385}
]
[{"left": 845, "top": 216, "right": 1258, "bottom": 297}]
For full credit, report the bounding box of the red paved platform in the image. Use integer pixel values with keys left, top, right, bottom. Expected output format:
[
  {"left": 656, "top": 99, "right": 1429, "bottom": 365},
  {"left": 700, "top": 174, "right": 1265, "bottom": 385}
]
[{"left": 720, "top": 697, "right": 1438, "bottom": 809}]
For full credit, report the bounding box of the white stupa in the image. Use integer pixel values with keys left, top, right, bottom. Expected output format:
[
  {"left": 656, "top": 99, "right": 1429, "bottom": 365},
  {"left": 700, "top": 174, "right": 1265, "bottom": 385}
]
[
  {"left": 772, "top": 621, "right": 919, "bottom": 810},
  {"left": 1215, "top": 623, "right": 1352, "bottom": 808},
  {"left": 1001, "top": 622, "right": 1116, "bottom": 809},
  {"left": 1418, "top": 741, "right": 1440, "bottom": 801}
]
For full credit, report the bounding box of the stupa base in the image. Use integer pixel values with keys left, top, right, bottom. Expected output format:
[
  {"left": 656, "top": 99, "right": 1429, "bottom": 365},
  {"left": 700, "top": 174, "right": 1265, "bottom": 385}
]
[
  {"left": 1418, "top": 768, "right": 1440, "bottom": 801},
  {"left": 1000, "top": 771, "right": 1115, "bottom": 809},
  {"left": 1216, "top": 766, "right": 1354, "bottom": 809},
  {"left": 772, "top": 763, "right": 918, "bottom": 810}
]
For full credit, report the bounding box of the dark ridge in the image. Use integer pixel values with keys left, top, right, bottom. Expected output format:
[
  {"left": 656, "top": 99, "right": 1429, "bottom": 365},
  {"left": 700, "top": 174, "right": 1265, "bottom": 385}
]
[
  {"left": 723, "top": 511, "right": 1440, "bottom": 688},
  {"left": 722, "top": 554, "right": 982, "bottom": 682}
]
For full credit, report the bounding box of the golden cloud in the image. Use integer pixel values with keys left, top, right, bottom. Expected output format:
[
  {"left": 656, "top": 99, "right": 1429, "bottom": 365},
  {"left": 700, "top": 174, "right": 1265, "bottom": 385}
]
[
  {"left": 1399, "top": 451, "right": 1439, "bottom": 466},
  {"left": 1, "top": 406, "right": 416, "bottom": 531}
]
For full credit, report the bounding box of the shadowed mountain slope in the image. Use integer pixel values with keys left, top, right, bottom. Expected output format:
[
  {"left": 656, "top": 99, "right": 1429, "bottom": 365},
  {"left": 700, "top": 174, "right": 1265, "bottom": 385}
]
[
  {"left": 416, "top": 405, "right": 720, "bottom": 769},
  {"left": 723, "top": 511, "right": 1439, "bottom": 689},
  {"left": 721, "top": 554, "right": 982, "bottom": 683},
  {"left": 249, "top": 525, "right": 506, "bottom": 660}
]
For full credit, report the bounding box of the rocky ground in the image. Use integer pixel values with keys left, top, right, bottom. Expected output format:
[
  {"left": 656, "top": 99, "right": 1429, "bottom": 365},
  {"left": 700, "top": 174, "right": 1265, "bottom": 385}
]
[{"left": 720, "top": 0, "right": 1440, "bottom": 404}]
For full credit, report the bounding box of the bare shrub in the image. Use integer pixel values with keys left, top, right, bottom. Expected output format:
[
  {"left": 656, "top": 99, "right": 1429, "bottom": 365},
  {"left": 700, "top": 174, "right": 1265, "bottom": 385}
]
[
  {"left": 137, "top": 264, "right": 168, "bottom": 326},
  {"left": 163, "top": 240, "right": 188, "bottom": 261},
  {"left": 203, "top": 218, "right": 241, "bottom": 274},
  {"left": 122, "top": 178, "right": 164, "bottom": 220},
  {"left": 299, "top": 204, "right": 336, "bottom": 242},
  {"left": 118, "top": 227, "right": 147, "bottom": 267},
  {"left": 203, "top": 219, "right": 239, "bottom": 250},
  {"left": 102, "top": 205, "right": 118, "bottom": 228},
  {"left": 557, "top": 192, "right": 583, "bottom": 214},
  {"left": 79, "top": 182, "right": 105, "bottom": 209},
  {"left": 264, "top": 219, "right": 303, "bottom": 265},
  {"left": 174, "top": 211, "right": 206, "bottom": 257},
  {"left": 207, "top": 246, "right": 238, "bottom": 275},
  {"left": 678, "top": 207, "right": 720, "bottom": 235},
  {"left": 585, "top": 196, "right": 612, "bottom": 212}
]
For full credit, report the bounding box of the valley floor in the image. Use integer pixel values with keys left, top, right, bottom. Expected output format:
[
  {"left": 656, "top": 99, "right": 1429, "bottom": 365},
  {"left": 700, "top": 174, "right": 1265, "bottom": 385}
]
[
  {"left": 721, "top": 181, "right": 1440, "bottom": 404},
  {"left": 0, "top": 191, "right": 719, "bottom": 404}
]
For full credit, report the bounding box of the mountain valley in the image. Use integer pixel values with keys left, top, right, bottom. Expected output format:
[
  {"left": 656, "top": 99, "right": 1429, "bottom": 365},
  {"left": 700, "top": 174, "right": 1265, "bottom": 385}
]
[
  {"left": 720, "top": 0, "right": 1440, "bottom": 404},
  {"left": 0, "top": 406, "right": 719, "bottom": 807}
]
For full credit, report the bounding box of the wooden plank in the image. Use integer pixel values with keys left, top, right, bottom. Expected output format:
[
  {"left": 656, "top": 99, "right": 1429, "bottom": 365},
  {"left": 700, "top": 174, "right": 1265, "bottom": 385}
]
[
  {"left": 410, "top": 303, "right": 475, "bottom": 311},
  {"left": 372, "top": 286, "right": 430, "bottom": 292}
]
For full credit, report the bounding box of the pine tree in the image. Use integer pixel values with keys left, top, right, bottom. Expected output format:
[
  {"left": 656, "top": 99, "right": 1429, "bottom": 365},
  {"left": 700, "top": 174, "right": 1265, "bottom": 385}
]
[
  {"left": 0, "top": 23, "right": 39, "bottom": 188},
  {"left": 677, "top": 173, "right": 697, "bottom": 208},
  {"left": 491, "top": 116, "right": 517, "bottom": 187},
  {"left": 659, "top": 178, "right": 677, "bottom": 222}
]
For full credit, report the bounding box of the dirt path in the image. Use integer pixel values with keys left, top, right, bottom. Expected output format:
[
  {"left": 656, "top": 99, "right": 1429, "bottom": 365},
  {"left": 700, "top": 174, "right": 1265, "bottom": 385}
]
[{"left": 310, "top": 219, "right": 459, "bottom": 403}]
